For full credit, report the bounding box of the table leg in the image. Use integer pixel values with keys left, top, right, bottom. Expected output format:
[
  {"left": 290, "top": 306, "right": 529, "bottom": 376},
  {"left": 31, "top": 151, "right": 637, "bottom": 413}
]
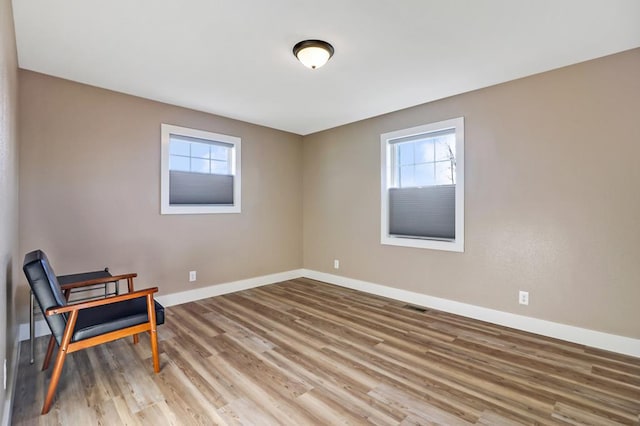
[{"left": 30, "top": 291, "right": 35, "bottom": 364}]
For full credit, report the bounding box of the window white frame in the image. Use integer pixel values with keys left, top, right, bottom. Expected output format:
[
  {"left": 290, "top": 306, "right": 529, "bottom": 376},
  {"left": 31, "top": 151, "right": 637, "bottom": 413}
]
[
  {"left": 380, "top": 117, "right": 464, "bottom": 252},
  {"left": 161, "top": 124, "right": 241, "bottom": 215}
]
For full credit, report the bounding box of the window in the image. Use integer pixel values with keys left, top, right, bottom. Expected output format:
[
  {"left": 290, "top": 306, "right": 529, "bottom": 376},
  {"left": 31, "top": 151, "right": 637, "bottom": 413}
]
[
  {"left": 381, "top": 117, "right": 464, "bottom": 252},
  {"left": 161, "top": 124, "right": 241, "bottom": 214}
]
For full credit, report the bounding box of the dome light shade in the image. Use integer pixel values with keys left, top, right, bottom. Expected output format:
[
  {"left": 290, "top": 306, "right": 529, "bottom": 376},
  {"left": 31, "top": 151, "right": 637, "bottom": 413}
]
[{"left": 293, "top": 40, "right": 334, "bottom": 69}]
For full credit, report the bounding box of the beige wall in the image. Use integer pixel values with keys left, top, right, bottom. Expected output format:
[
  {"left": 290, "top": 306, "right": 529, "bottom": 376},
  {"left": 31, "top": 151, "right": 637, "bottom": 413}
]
[
  {"left": 0, "top": 0, "right": 19, "bottom": 419},
  {"left": 303, "top": 48, "right": 640, "bottom": 338},
  {"left": 18, "top": 71, "right": 303, "bottom": 322},
  {"left": 15, "top": 47, "right": 640, "bottom": 343}
]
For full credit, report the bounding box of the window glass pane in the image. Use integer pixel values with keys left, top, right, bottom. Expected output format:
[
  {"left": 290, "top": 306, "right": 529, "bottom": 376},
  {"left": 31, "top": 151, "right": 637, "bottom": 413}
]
[
  {"left": 435, "top": 135, "right": 456, "bottom": 161},
  {"left": 211, "top": 160, "right": 230, "bottom": 175},
  {"left": 415, "top": 139, "right": 435, "bottom": 163},
  {"left": 447, "top": 134, "right": 456, "bottom": 157},
  {"left": 191, "top": 158, "right": 210, "bottom": 173},
  {"left": 191, "top": 142, "right": 211, "bottom": 159},
  {"left": 211, "top": 145, "right": 229, "bottom": 161},
  {"left": 435, "top": 160, "right": 456, "bottom": 185},
  {"left": 414, "top": 163, "right": 435, "bottom": 186},
  {"left": 398, "top": 143, "right": 414, "bottom": 166},
  {"left": 169, "top": 155, "right": 190, "bottom": 171},
  {"left": 399, "top": 165, "right": 415, "bottom": 187},
  {"left": 169, "top": 140, "right": 190, "bottom": 156}
]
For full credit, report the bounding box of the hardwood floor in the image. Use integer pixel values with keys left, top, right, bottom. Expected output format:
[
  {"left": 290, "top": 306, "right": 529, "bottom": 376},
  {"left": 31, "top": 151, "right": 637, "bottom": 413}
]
[{"left": 11, "top": 278, "right": 640, "bottom": 425}]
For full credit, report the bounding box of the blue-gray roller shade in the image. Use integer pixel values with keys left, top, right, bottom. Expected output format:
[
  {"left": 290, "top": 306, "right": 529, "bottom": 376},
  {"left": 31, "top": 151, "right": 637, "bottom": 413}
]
[
  {"left": 169, "top": 171, "right": 234, "bottom": 205},
  {"left": 389, "top": 184, "right": 455, "bottom": 240}
]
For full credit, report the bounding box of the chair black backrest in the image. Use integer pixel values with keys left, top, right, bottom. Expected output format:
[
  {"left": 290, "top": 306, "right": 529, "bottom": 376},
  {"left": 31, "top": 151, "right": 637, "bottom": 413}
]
[{"left": 23, "top": 250, "right": 68, "bottom": 345}]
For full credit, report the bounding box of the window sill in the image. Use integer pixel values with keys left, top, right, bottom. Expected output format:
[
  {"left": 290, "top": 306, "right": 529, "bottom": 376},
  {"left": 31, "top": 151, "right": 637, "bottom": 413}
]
[
  {"left": 381, "top": 235, "right": 464, "bottom": 252},
  {"left": 161, "top": 204, "right": 241, "bottom": 215}
]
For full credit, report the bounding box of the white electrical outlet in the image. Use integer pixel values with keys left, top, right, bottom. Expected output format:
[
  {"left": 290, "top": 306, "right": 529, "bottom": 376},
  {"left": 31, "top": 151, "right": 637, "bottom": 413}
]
[
  {"left": 519, "top": 291, "right": 529, "bottom": 305},
  {"left": 189, "top": 271, "right": 197, "bottom": 282},
  {"left": 333, "top": 259, "right": 340, "bottom": 269}
]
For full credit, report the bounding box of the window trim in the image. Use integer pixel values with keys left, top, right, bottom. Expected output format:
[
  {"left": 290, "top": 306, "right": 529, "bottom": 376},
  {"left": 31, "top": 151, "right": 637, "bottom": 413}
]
[
  {"left": 161, "top": 123, "right": 241, "bottom": 215},
  {"left": 380, "top": 117, "right": 464, "bottom": 252}
]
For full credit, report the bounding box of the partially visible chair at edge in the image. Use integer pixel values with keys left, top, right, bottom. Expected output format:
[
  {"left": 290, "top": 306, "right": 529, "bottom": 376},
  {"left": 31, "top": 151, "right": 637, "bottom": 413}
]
[{"left": 23, "top": 249, "right": 164, "bottom": 414}]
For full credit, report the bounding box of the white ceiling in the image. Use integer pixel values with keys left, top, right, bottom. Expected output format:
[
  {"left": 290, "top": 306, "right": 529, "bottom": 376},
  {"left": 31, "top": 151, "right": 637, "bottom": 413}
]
[{"left": 12, "top": 0, "right": 640, "bottom": 135}]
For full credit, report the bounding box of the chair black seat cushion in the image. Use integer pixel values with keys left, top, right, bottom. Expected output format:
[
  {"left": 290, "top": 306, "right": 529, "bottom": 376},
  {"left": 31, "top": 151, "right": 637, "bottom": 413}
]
[{"left": 73, "top": 298, "right": 165, "bottom": 342}]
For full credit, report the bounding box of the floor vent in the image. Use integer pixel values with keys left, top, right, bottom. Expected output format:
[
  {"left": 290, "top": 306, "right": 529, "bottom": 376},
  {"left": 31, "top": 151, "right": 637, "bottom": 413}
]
[{"left": 404, "top": 304, "right": 427, "bottom": 313}]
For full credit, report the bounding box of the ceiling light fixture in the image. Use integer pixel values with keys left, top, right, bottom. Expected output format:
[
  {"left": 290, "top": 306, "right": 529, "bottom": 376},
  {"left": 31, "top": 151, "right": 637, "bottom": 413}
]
[{"left": 293, "top": 40, "right": 334, "bottom": 69}]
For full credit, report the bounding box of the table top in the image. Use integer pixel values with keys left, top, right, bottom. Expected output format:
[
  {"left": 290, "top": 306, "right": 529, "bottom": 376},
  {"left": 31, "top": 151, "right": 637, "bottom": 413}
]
[{"left": 56, "top": 269, "right": 112, "bottom": 285}]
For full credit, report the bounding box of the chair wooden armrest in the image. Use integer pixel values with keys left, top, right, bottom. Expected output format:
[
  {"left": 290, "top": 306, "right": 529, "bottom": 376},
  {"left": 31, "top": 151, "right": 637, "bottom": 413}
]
[
  {"left": 46, "top": 287, "right": 158, "bottom": 316},
  {"left": 59, "top": 273, "right": 138, "bottom": 290}
]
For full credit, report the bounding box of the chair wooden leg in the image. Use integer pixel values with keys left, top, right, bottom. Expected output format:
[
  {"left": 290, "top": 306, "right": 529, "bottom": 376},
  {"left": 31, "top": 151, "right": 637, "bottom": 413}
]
[
  {"left": 42, "top": 346, "right": 67, "bottom": 414},
  {"left": 42, "top": 311, "right": 77, "bottom": 415},
  {"left": 150, "top": 330, "right": 159, "bottom": 373},
  {"left": 42, "top": 336, "right": 56, "bottom": 371},
  {"left": 146, "top": 295, "right": 160, "bottom": 373},
  {"left": 128, "top": 277, "right": 140, "bottom": 345}
]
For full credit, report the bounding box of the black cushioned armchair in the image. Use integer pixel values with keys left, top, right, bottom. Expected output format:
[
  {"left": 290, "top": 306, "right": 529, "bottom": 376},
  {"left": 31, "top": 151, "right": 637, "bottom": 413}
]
[{"left": 23, "top": 250, "right": 165, "bottom": 414}]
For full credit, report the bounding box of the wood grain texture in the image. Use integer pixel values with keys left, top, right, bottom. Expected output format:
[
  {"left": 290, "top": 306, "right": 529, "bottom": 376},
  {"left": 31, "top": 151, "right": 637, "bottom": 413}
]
[{"left": 12, "top": 278, "right": 640, "bottom": 425}]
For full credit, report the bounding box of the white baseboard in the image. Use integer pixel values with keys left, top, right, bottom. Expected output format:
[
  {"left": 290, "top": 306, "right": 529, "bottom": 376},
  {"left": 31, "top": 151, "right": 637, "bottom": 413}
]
[
  {"left": 18, "top": 268, "right": 305, "bottom": 341},
  {"left": 18, "top": 319, "right": 49, "bottom": 342},
  {"left": 155, "top": 269, "right": 305, "bottom": 307},
  {"left": 18, "top": 268, "right": 640, "bottom": 358},
  {"left": 1, "top": 335, "right": 21, "bottom": 426},
  {"left": 301, "top": 269, "right": 640, "bottom": 358}
]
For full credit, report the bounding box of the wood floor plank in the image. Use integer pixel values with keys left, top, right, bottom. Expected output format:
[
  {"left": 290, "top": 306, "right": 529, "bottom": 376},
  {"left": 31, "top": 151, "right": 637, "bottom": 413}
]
[
  {"left": 161, "top": 340, "right": 230, "bottom": 409},
  {"left": 262, "top": 345, "right": 406, "bottom": 423},
  {"left": 452, "top": 338, "right": 640, "bottom": 405},
  {"left": 217, "top": 397, "right": 282, "bottom": 426},
  {"left": 421, "top": 344, "right": 640, "bottom": 424},
  {"left": 371, "top": 383, "right": 475, "bottom": 425},
  {"left": 135, "top": 400, "right": 180, "bottom": 426},
  {"left": 151, "top": 360, "right": 224, "bottom": 425},
  {"left": 12, "top": 278, "right": 640, "bottom": 425}
]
